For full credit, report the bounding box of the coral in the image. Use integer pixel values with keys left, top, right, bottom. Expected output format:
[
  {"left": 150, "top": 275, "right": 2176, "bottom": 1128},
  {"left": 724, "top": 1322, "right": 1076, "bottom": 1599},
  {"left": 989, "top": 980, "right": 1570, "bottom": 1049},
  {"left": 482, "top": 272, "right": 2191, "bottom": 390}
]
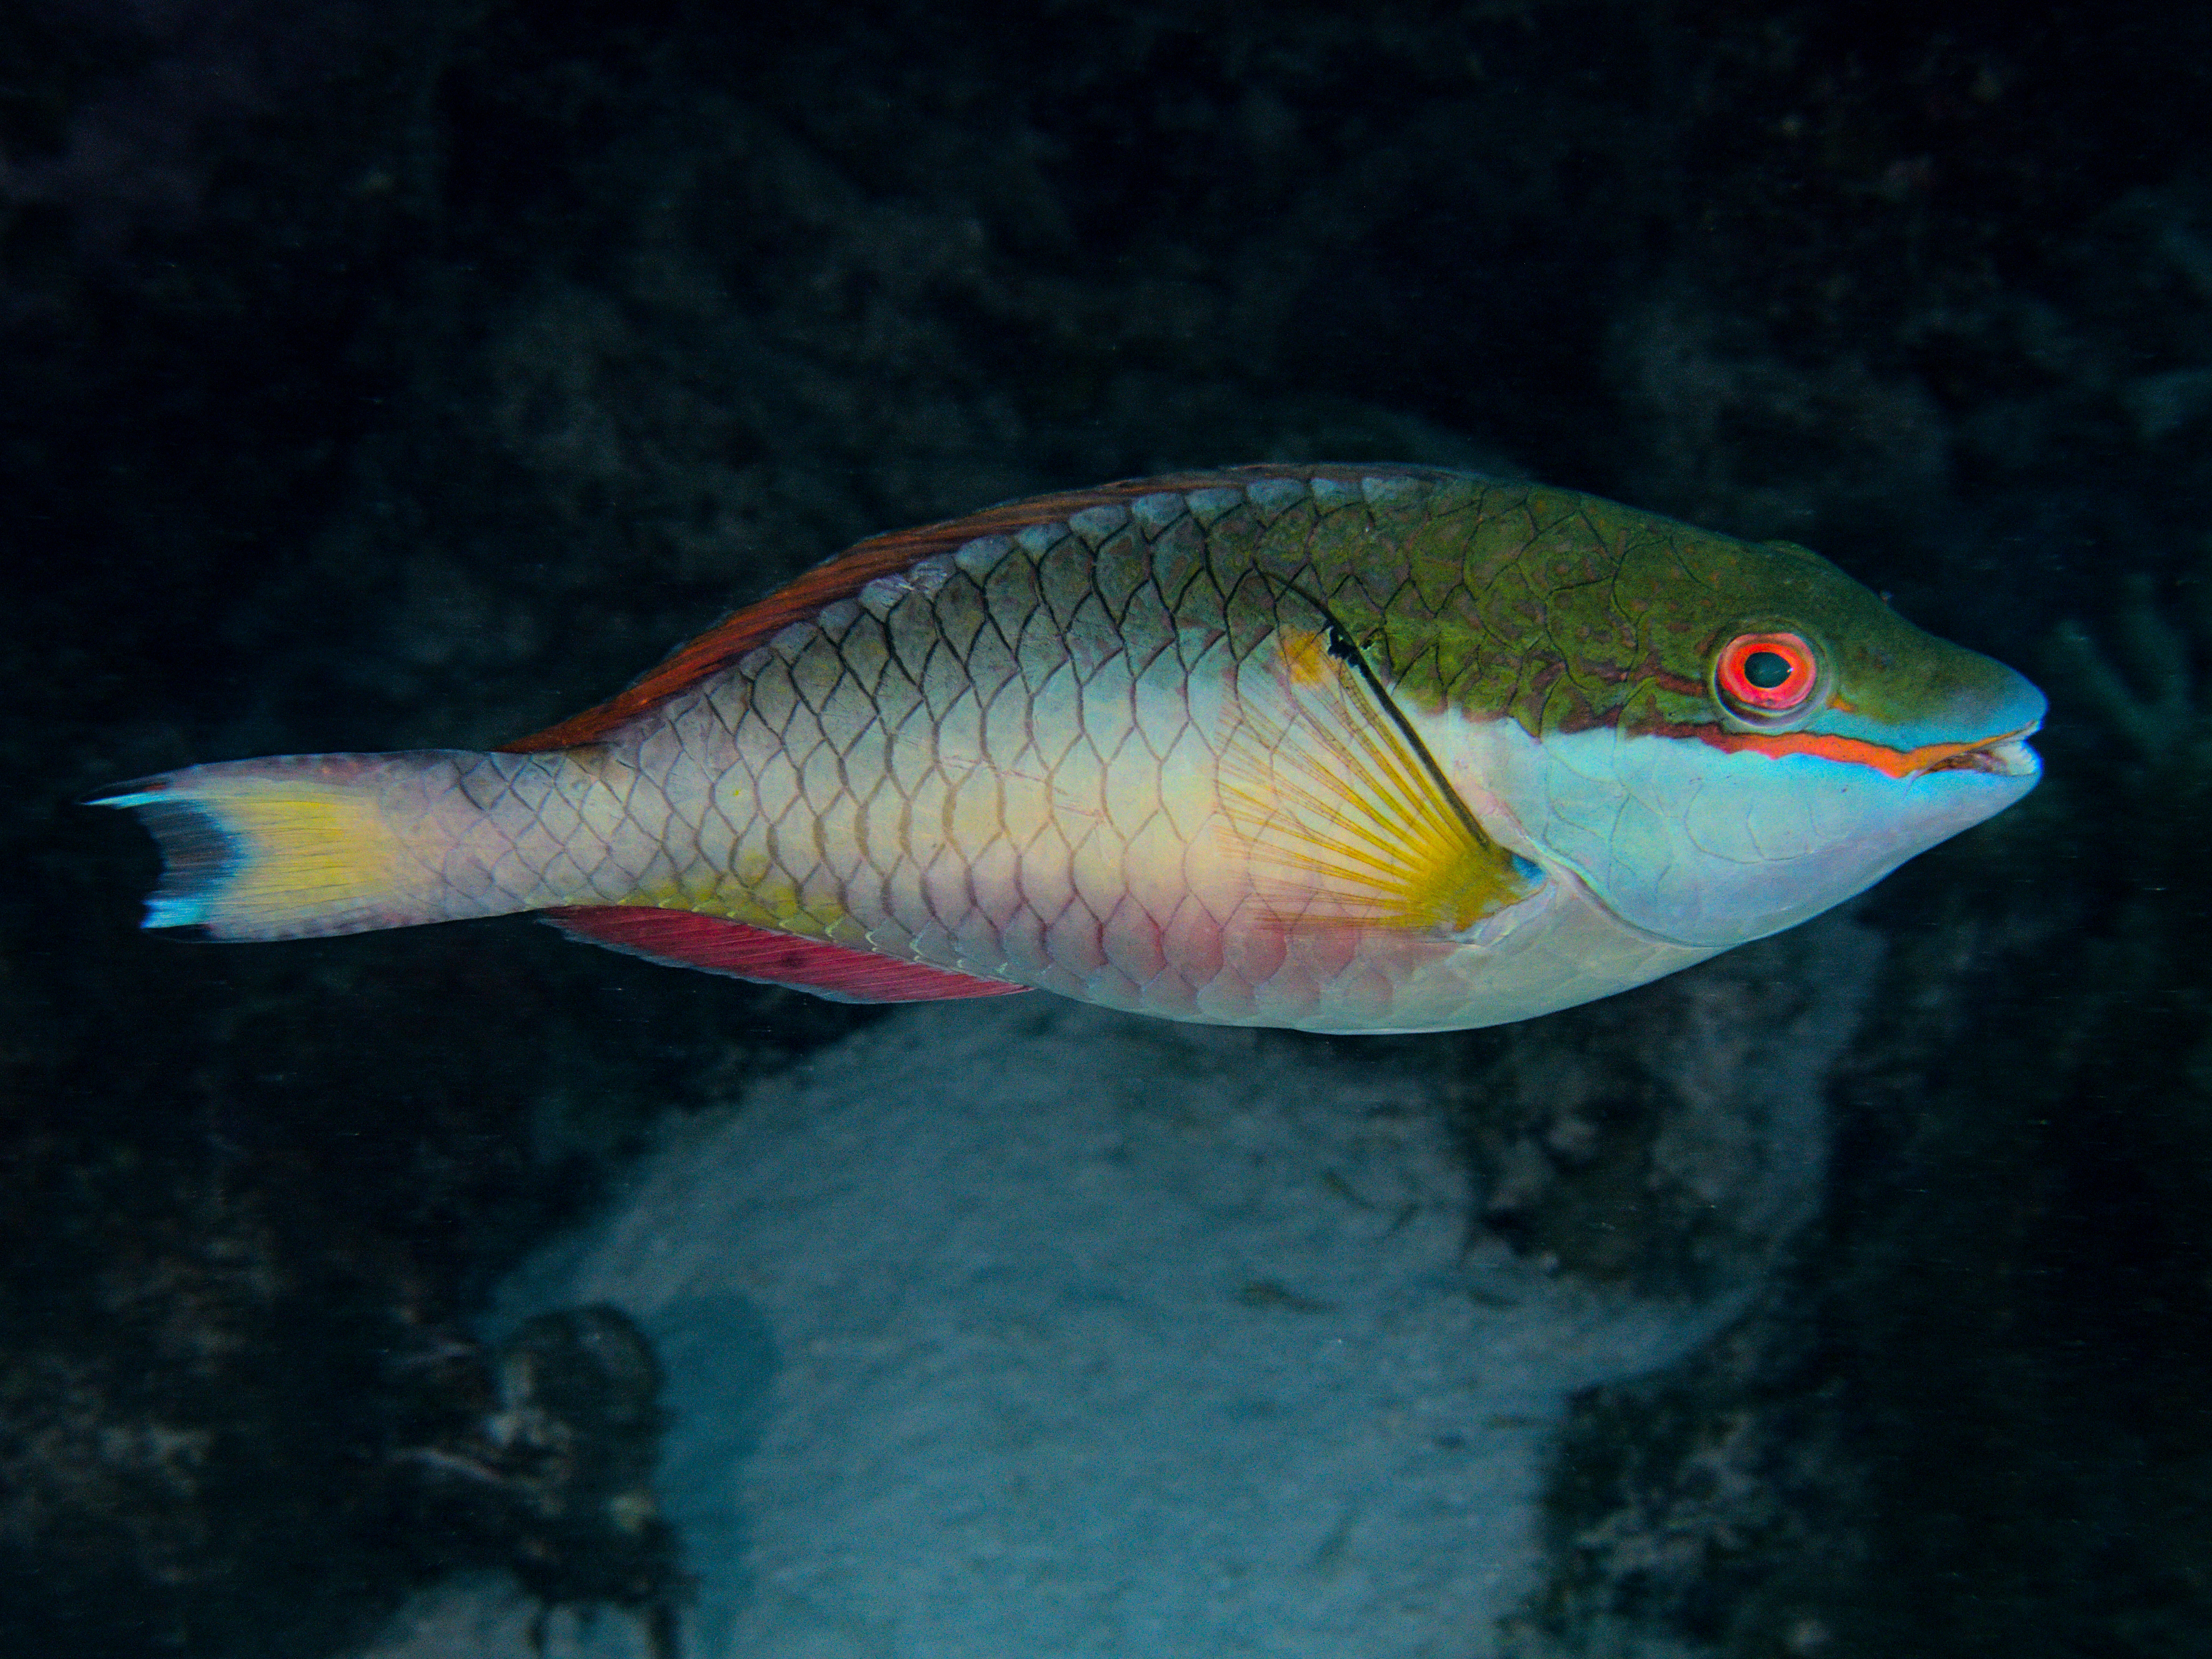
[
  {"left": 391, "top": 1308, "right": 681, "bottom": 1657},
  {"left": 2046, "top": 570, "right": 2207, "bottom": 769}
]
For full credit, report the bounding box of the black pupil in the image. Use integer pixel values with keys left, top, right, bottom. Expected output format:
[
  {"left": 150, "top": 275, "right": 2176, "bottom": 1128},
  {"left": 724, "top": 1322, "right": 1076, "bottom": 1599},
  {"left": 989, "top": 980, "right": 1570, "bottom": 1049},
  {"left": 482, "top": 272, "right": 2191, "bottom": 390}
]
[{"left": 1743, "top": 649, "right": 1794, "bottom": 690}]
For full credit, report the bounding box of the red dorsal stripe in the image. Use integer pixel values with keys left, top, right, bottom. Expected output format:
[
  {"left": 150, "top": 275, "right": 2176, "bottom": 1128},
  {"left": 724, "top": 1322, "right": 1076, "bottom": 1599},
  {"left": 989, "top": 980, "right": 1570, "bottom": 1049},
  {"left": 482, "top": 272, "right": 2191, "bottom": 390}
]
[
  {"left": 499, "top": 464, "right": 1447, "bottom": 752},
  {"left": 542, "top": 906, "right": 1030, "bottom": 1003}
]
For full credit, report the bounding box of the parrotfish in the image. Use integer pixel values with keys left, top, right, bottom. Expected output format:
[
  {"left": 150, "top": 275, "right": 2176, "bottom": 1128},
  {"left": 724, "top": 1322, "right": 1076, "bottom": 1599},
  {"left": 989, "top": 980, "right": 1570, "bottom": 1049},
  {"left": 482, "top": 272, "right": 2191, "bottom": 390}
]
[{"left": 98, "top": 465, "right": 2042, "bottom": 1033}]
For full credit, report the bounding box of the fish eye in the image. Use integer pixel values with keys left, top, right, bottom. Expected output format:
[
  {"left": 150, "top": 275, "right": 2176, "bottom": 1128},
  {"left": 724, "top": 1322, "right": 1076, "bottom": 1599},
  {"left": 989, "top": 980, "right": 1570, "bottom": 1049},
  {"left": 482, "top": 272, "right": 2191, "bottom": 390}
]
[{"left": 1713, "top": 631, "right": 1822, "bottom": 725}]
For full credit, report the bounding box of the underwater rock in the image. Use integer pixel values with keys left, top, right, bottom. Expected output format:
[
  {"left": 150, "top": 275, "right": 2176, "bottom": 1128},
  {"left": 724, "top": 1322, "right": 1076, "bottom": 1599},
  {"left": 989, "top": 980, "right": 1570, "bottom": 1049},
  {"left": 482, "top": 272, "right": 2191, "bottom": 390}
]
[{"left": 357, "top": 915, "right": 1877, "bottom": 1659}]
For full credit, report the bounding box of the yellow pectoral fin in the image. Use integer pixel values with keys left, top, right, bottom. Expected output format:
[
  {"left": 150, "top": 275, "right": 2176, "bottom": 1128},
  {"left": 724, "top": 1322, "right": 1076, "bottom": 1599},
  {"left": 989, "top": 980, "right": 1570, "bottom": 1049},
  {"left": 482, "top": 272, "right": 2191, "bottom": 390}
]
[{"left": 1217, "top": 626, "right": 1540, "bottom": 936}]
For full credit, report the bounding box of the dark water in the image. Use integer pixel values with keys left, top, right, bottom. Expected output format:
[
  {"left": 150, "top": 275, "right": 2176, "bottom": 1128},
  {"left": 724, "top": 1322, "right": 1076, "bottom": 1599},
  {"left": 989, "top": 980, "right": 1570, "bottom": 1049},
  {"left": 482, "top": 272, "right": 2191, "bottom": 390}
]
[{"left": 4, "top": 2, "right": 2209, "bottom": 1654}]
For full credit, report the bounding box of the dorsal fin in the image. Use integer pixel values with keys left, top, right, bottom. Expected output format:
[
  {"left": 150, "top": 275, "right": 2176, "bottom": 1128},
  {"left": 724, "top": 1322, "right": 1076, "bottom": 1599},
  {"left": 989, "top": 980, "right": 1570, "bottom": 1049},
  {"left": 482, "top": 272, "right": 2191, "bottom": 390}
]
[
  {"left": 543, "top": 907, "right": 1030, "bottom": 1002},
  {"left": 499, "top": 464, "right": 1441, "bottom": 753}
]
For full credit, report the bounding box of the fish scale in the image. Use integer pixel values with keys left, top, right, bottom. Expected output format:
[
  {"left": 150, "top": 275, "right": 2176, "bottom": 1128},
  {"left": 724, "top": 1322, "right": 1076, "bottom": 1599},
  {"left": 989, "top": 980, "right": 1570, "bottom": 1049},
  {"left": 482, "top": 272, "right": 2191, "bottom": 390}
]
[
  {"left": 596, "top": 474, "right": 1521, "bottom": 1023},
  {"left": 97, "top": 464, "right": 2043, "bottom": 1033}
]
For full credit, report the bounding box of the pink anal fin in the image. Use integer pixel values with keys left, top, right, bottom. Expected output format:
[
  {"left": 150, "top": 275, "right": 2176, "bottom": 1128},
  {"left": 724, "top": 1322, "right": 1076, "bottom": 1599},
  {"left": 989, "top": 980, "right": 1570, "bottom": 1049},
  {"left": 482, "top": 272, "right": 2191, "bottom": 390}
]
[{"left": 542, "top": 906, "right": 1031, "bottom": 1004}]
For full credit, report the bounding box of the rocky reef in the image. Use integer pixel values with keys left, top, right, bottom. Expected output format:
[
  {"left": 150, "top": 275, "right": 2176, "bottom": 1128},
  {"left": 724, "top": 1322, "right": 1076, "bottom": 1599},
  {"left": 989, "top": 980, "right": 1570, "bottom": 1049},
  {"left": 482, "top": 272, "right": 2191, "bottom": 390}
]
[{"left": 6, "top": 3, "right": 2212, "bottom": 1655}]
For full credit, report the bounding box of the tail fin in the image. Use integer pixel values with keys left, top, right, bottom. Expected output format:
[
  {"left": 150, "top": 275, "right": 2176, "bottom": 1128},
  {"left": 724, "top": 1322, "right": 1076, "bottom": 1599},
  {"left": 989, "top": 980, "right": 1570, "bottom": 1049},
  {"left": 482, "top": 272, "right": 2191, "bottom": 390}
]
[{"left": 94, "top": 751, "right": 525, "bottom": 941}]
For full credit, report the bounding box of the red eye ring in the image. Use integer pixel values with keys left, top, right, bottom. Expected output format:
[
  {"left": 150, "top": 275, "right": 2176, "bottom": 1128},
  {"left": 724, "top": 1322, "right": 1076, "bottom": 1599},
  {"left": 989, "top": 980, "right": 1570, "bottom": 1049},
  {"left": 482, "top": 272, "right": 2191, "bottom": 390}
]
[{"left": 1715, "top": 632, "right": 1820, "bottom": 717}]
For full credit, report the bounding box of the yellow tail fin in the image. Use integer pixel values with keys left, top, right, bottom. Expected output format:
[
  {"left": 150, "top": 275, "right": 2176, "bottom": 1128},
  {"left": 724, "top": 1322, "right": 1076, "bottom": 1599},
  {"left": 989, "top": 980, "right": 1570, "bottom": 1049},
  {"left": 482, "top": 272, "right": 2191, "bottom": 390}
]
[{"left": 95, "top": 752, "right": 484, "bottom": 941}]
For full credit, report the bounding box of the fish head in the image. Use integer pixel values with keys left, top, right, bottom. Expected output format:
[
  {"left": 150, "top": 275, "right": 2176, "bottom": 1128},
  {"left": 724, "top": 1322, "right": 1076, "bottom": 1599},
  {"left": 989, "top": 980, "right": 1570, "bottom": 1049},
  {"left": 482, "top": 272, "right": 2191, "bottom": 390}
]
[{"left": 1453, "top": 524, "right": 2043, "bottom": 951}]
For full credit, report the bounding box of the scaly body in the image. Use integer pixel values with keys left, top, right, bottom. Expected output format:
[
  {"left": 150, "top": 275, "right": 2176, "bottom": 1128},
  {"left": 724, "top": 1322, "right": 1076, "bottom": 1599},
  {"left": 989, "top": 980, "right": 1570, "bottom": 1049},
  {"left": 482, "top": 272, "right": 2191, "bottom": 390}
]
[{"left": 101, "top": 465, "right": 2043, "bottom": 1033}]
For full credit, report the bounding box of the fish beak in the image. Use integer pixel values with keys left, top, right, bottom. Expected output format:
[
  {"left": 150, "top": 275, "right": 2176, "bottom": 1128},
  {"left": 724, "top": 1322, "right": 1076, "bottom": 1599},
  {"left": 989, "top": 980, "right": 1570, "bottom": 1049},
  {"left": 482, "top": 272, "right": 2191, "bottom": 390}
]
[{"left": 1924, "top": 719, "right": 2042, "bottom": 779}]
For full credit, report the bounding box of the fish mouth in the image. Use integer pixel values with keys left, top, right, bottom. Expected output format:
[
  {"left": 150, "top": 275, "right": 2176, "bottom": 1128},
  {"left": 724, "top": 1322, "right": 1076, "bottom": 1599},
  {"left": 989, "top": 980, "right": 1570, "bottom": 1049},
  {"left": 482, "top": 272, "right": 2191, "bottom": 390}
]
[{"left": 1922, "top": 721, "right": 2042, "bottom": 779}]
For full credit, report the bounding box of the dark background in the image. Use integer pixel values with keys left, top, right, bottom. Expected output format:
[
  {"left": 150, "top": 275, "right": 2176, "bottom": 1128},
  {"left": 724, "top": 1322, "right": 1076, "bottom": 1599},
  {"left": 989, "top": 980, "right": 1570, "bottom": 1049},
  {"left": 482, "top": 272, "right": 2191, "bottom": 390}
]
[{"left": 5, "top": 2, "right": 2211, "bottom": 1654}]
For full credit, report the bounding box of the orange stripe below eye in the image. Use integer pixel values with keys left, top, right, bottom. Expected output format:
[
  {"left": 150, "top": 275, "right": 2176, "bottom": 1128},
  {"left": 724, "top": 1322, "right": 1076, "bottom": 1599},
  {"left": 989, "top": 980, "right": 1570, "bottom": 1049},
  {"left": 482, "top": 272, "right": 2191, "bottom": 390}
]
[{"left": 1701, "top": 726, "right": 2000, "bottom": 778}]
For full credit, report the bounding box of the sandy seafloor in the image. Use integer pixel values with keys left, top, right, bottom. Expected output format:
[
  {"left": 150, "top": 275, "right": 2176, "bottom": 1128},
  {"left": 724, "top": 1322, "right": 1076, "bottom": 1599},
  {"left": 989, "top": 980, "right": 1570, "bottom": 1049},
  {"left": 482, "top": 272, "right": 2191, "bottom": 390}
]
[{"left": 357, "top": 921, "right": 1875, "bottom": 1658}]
